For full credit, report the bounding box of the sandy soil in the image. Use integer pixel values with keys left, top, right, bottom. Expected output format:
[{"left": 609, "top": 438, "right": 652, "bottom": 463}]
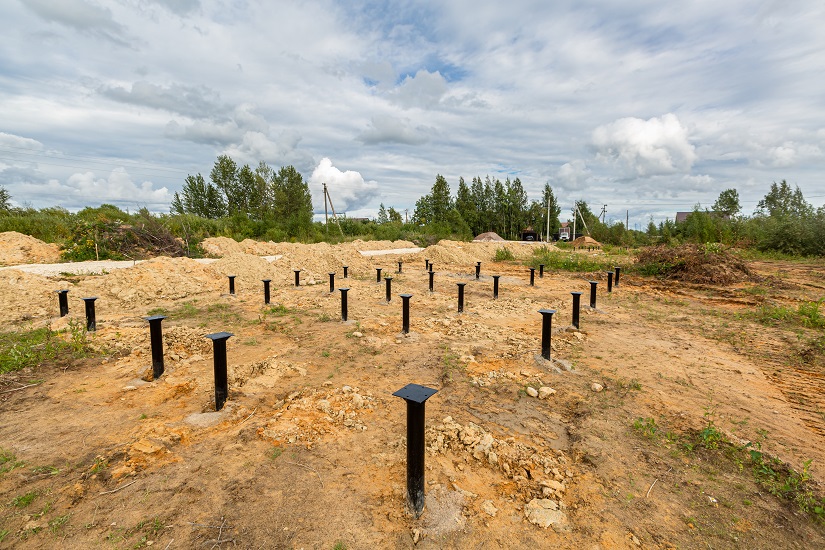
[
  {"left": 1, "top": 241, "right": 824, "bottom": 549},
  {"left": 0, "top": 232, "right": 61, "bottom": 266}
]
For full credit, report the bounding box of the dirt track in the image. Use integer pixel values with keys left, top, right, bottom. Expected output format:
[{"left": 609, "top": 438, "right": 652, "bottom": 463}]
[{"left": 1, "top": 241, "right": 824, "bottom": 548}]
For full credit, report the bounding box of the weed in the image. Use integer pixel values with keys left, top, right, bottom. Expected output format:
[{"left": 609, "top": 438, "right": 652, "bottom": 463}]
[
  {"left": 11, "top": 490, "right": 38, "bottom": 507},
  {"left": 333, "top": 541, "right": 347, "bottom": 550},
  {"left": 0, "top": 324, "right": 97, "bottom": 374},
  {"left": 243, "top": 338, "right": 258, "bottom": 346},
  {"left": 632, "top": 417, "right": 658, "bottom": 439},
  {"left": 30, "top": 465, "right": 59, "bottom": 476},
  {"left": 318, "top": 313, "right": 332, "bottom": 322},
  {"left": 264, "top": 304, "right": 292, "bottom": 317},
  {"left": 0, "top": 530, "right": 8, "bottom": 543},
  {"left": 49, "top": 513, "right": 70, "bottom": 535},
  {"left": 0, "top": 448, "right": 25, "bottom": 475},
  {"left": 322, "top": 350, "right": 330, "bottom": 358},
  {"left": 798, "top": 299, "right": 825, "bottom": 328},
  {"left": 441, "top": 346, "right": 462, "bottom": 384},
  {"left": 494, "top": 247, "right": 515, "bottom": 261},
  {"left": 90, "top": 456, "right": 108, "bottom": 474},
  {"left": 530, "top": 247, "right": 618, "bottom": 273},
  {"left": 269, "top": 447, "right": 283, "bottom": 460},
  {"left": 699, "top": 405, "right": 723, "bottom": 449}
]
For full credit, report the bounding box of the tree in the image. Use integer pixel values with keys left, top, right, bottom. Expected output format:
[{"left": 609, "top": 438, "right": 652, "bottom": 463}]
[
  {"left": 430, "top": 174, "right": 452, "bottom": 223},
  {"left": 377, "top": 203, "right": 389, "bottom": 224},
  {"left": 272, "top": 165, "right": 313, "bottom": 237},
  {"left": 755, "top": 180, "right": 812, "bottom": 218},
  {"left": 210, "top": 155, "right": 240, "bottom": 214},
  {"left": 0, "top": 185, "right": 10, "bottom": 211},
  {"left": 388, "top": 207, "right": 402, "bottom": 224},
  {"left": 541, "top": 183, "right": 561, "bottom": 237},
  {"left": 413, "top": 175, "right": 453, "bottom": 224},
  {"left": 171, "top": 174, "right": 227, "bottom": 218},
  {"left": 505, "top": 177, "right": 528, "bottom": 239},
  {"left": 713, "top": 188, "right": 741, "bottom": 217},
  {"left": 455, "top": 177, "right": 476, "bottom": 234}
]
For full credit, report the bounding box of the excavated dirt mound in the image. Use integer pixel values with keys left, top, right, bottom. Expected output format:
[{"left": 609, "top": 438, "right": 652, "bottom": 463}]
[
  {"left": 411, "top": 240, "right": 541, "bottom": 267},
  {"left": 473, "top": 232, "right": 505, "bottom": 242},
  {"left": 77, "top": 256, "right": 222, "bottom": 307},
  {"left": 636, "top": 244, "right": 756, "bottom": 285},
  {"left": 0, "top": 269, "right": 62, "bottom": 322},
  {"left": 201, "top": 237, "right": 418, "bottom": 258},
  {"left": 209, "top": 254, "right": 279, "bottom": 289},
  {"left": 340, "top": 239, "right": 417, "bottom": 251},
  {"left": 200, "top": 237, "right": 245, "bottom": 256},
  {"left": 0, "top": 231, "right": 61, "bottom": 266}
]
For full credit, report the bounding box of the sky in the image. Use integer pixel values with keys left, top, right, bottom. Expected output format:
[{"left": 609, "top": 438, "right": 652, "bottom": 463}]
[{"left": 1, "top": 0, "right": 824, "bottom": 229}]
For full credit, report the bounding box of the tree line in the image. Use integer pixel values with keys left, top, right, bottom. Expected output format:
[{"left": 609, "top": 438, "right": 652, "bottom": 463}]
[{"left": 2, "top": 155, "right": 824, "bottom": 258}]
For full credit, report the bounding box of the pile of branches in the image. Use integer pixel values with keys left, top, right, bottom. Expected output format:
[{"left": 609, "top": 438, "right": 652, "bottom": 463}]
[{"left": 635, "top": 244, "right": 756, "bottom": 285}]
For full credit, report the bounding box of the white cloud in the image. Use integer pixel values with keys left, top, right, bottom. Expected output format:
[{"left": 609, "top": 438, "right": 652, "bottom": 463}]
[
  {"left": 390, "top": 70, "right": 448, "bottom": 109},
  {"left": 0, "top": 132, "right": 44, "bottom": 151},
  {"left": 308, "top": 158, "right": 379, "bottom": 214},
  {"left": 22, "top": 0, "right": 130, "bottom": 45},
  {"left": 592, "top": 114, "right": 697, "bottom": 177},
  {"left": 12, "top": 168, "right": 170, "bottom": 209},
  {"left": 148, "top": 0, "right": 201, "bottom": 16},
  {"left": 222, "top": 130, "right": 315, "bottom": 173},
  {"left": 101, "top": 81, "right": 225, "bottom": 118},
  {"left": 554, "top": 160, "right": 590, "bottom": 191},
  {"left": 357, "top": 115, "right": 429, "bottom": 145}
]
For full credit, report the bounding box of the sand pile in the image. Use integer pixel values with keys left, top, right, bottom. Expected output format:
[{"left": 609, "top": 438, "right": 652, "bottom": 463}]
[
  {"left": 77, "top": 256, "right": 222, "bottom": 307},
  {"left": 200, "top": 237, "right": 244, "bottom": 256},
  {"left": 238, "top": 239, "right": 281, "bottom": 255},
  {"left": 0, "top": 269, "right": 61, "bottom": 322},
  {"left": 272, "top": 242, "right": 372, "bottom": 280},
  {"left": 0, "top": 231, "right": 61, "bottom": 266},
  {"left": 340, "top": 239, "right": 416, "bottom": 251},
  {"left": 473, "top": 232, "right": 505, "bottom": 242},
  {"left": 411, "top": 240, "right": 538, "bottom": 267},
  {"left": 209, "top": 254, "right": 279, "bottom": 289}
]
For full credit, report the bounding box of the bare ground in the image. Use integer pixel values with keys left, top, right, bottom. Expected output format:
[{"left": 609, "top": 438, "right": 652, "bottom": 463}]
[{"left": 1, "top": 243, "right": 824, "bottom": 549}]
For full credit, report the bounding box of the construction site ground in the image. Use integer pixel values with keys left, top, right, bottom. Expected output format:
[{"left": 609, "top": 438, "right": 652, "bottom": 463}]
[{"left": 1, "top": 238, "right": 824, "bottom": 549}]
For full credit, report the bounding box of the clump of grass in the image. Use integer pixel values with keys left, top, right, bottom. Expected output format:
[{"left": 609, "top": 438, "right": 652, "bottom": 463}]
[
  {"left": 747, "top": 300, "right": 825, "bottom": 329},
  {"left": 0, "top": 324, "right": 96, "bottom": 374},
  {"left": 529, "top": 246, "right": 617, "bottom": 273},
  {"left": 11, "top": 490, "right": 38, "bottom": 508},
  {"left": 494, "top": 247, "right": 515, "bottom": 261}
]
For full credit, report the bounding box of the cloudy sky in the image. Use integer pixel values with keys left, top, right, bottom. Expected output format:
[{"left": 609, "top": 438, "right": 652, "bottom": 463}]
[{"left": 1, "top": 0, "right": 824, "bottom": 228}]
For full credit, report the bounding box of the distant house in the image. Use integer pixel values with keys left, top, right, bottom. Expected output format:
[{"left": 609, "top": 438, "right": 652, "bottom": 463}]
[
  {"left": 520, "top": 226, "right": 538, "bottom": 241},
  {"left": 556, "top": 222, "right": 571, "bottom": 241}
]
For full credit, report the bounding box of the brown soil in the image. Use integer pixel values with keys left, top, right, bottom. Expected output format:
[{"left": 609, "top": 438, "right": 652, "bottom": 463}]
[
  {"left": 1, "top": 242, "right": 824, "bottom": 549},
  {"left": 0, "top": 232, "right": 61, "bottom": 266}
]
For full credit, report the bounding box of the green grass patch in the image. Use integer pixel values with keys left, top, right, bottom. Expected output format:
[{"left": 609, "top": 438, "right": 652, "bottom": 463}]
[
  {"left": 494, "top": 247, "right": 515, "bottom": 261},
  {"left": 529, "top": 247, "right": 620, "bottom": 273},
  {"left": 0, "top": 322, "right": 95, "bottom": 374},
  {"left": 745, "top": 300, "right": 825, "bottom": 329},
  {"left": 11, "top": 490, "right": 38, "bottom": 508}
]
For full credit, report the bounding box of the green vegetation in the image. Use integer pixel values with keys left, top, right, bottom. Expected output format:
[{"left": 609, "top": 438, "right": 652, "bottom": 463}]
[
  {"left": 4, "top": 164, "right": 825, "bottom": 259},
  {"left": 493, "top": 247, "right": 515, "bottom": 261},
  {"left": 0, "top": 323, "right": 95, "bottom": 374},
  {"left": 530, "top": 246, "right": 621, "bottom": 272},
  {"left": 745, "top": 299, "right": 825, "bottom": 329},
  {"left": 630, "top": 414, "right": 825, "bottom": 524},
  {"left": 11, "top": 490, "right": 38, "bottom": 507}
]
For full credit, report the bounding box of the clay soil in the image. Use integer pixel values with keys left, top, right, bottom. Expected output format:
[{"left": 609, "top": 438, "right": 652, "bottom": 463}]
[{"left": 1, "top": 241, "right": 825, "bottom": 549}]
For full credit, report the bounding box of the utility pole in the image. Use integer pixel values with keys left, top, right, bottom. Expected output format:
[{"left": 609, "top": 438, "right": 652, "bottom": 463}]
[
  {"left": 546, "top": 198, "right": 551, "bottom": 243},
  {"left": 323, "top": 183, "right": 344, "bottom": 237},
  {"left": 626, "top": 210, "right": 629, "bottom": 230},
  {"left": 600, "top": 204, "right": 607, "bottom": 223},
  {"left": 323, "top": 183, "right": 329, "bottom": 234},
  {"left": 572, "top": 205, "right": 576, "bottom": 241}
]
